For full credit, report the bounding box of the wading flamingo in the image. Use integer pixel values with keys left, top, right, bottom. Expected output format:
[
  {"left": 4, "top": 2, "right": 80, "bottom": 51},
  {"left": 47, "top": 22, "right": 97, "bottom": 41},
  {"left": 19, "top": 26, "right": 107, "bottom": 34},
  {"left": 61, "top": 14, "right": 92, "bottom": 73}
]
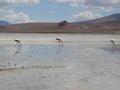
[
  {"left": 56, "top": 38, "right": 63, "bottom": 47},
  {"left": 110, "top": 39, "right": 116, "bottom": 50},
  {"left": 14, "top": 39, "right": 21, "bottom": 54}
]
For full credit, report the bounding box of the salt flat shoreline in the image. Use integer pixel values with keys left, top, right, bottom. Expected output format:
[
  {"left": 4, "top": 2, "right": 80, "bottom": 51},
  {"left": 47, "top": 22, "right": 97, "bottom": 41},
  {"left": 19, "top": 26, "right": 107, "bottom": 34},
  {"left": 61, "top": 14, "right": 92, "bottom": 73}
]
[
  {"left": 0, "top": 33, "right": 120, "bottom": 90},
  {"left": 0, "top": 33, "right": 120, "bottom": 44}
]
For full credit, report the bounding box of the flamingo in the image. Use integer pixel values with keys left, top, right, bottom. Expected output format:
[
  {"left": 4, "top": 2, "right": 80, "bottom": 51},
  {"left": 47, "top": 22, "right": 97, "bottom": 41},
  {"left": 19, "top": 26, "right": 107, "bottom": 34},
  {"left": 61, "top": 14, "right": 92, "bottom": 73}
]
[
  {"left": 110, "top": 39, "right": 116, "bottom": 49},
  {"left": 110, "top": 39, "right": 116, "bottom": 55},
  {"left": 56, "top": 38, "right": 63, "bottom": 47},
  {"left": 14, "top": 39, "right": 21, "bottom": 54}
]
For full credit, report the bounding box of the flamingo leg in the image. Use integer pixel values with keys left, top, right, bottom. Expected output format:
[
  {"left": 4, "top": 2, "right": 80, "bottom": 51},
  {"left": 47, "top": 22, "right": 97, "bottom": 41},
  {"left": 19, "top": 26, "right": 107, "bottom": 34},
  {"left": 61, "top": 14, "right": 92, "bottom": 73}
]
[{"left": 15, "top": 42, "right": 21, "bottom": 54}]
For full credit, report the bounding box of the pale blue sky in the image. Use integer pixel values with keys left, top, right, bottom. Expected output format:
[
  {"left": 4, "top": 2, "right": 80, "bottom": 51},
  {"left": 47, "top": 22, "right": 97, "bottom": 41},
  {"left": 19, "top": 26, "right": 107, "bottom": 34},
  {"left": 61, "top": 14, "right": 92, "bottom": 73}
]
[{"left": 0, "top": 0, "right": 120, "bottom": 23}]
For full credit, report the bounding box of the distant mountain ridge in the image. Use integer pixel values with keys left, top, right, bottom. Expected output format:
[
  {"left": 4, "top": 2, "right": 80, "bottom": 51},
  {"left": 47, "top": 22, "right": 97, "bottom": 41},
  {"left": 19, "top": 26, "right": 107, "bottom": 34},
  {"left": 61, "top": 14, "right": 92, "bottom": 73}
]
[
  {"left": 0, "top": 13, "right": 120, "bottom": 34},
  {"left": 75, "top": 13, "right": 120, "bottom": 24},
  {"left": 0, "top": 20, "right": 10, "bottom": 26},
  {"left": 90, "top": 13, "right": 120, "bottom": 23}
]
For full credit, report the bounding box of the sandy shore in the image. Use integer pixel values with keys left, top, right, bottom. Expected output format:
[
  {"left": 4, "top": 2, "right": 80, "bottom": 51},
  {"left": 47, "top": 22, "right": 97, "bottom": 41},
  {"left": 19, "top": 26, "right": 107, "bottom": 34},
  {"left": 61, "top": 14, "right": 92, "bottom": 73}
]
[
  {"left": 0, "top": 33, "right": 120, "bottom": 44},
  {"left": 0, "top": 33, "right": 120, "bottom": 90}
]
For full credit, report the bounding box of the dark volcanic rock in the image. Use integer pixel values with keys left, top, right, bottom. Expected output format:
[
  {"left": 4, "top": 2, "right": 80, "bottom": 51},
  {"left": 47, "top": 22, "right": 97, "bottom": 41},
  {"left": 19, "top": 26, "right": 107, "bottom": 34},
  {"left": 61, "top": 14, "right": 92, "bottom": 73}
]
[{"left": 58, "top": 20, "right": 69, "bottom": 26}]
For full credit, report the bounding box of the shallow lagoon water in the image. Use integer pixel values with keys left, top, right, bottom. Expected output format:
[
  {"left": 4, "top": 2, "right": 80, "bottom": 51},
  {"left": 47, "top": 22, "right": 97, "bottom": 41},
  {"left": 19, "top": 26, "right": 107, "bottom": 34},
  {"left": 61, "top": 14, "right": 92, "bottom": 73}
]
[
  {"left": 0, "top": 44, "right": 73, "bottom": 67},
  {"left": 0, "top": 33, "right": 120, "bottom": 90}
]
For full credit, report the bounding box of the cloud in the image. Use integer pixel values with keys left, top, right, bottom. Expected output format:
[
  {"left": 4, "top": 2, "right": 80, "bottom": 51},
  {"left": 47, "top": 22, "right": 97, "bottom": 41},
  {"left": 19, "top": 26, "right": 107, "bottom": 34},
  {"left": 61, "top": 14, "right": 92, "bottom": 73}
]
[
  {"left": 1, "top": 0, "right": 40, "bottom": 4},
  {"left": 73, "top": 11, "right": 102, "bottom": 21},
  {"left": 49, "top": 0, "right": 120, "bottom": 7},
  {"left": 49, "top": 0, "right": 84, "bottom": 3},
  {"left": 84, "top": 0, "right": 120, "bottom": 7},
  {"left": 0, "top": 0, "right": 40, "bottom": 11},
  {"left": 49, "top": 0, "right": 84, "bottom": 6},
  {"left": 0, "top": 0, "right": 38, "bottom": 23},
  {"left": 49, "top": 10, "right": 55, "bottom": 13},
  {"left": 70, "top": 3, "right": 79, "bottom": 7},
  {"left": 0, "top": 0, "right": 40, "bottom": 8},
  {"left": 0, "top": 1, "right": 10, "bottom": 8},
  {"left": 2, "top": 10, "right": 33, "bottom": 23}
]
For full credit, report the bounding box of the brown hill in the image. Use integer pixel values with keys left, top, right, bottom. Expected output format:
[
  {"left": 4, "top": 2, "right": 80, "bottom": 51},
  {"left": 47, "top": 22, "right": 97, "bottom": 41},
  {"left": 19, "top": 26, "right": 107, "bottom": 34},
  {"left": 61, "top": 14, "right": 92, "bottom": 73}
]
[
  {"left": 0, "top": 25, "right": 12, "bottom": 33},
  {"left": 1, "top": 14, "right": 120, "bottom": 34}
]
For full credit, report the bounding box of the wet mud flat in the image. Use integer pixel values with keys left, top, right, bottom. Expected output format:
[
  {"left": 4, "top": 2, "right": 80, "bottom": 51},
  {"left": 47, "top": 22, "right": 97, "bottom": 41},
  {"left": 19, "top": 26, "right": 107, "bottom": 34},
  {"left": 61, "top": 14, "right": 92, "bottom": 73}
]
[{"left": 0, "top": 34, "right": 120, "bottom": 90}]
